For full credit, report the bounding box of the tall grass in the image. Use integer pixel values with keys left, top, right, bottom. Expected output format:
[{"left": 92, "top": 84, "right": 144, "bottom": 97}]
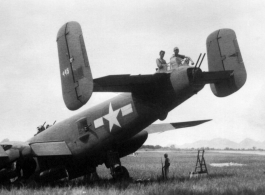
[{"left": 1, "top": 151, "right": 265, "bottom": 194}]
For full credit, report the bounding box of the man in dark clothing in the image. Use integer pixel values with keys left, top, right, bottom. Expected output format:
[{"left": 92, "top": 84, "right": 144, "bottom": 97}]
[{"left": 164, "top": 153, "right": 170, "bottom": 179}]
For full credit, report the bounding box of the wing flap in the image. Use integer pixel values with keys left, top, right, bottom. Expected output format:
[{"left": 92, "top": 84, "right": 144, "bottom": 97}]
[
  {"left": 30, "top": 142, "right": 72, "bottom": 156},
  {"left": 145, "top": 119, "right": 211, "bottom": 134}
]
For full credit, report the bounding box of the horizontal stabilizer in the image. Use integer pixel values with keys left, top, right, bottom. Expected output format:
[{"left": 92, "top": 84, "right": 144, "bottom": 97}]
[
  {"left": 93, "top": 74, "right": 171, "bottom": 93},
  {"left": 207, "top": 29, "right": 247, "bottom": 97},
  {"left": 30, "top": 142, "right": 72, "bottom": 156},
  {"left": 144, "top": 119, "right": 211, "bottom": 134},
  {"left": 193, "top": 70, "right": 234, "bottom": 84},
  {"left": 57, "top": 21, "right": 93, "bottom": 110}
]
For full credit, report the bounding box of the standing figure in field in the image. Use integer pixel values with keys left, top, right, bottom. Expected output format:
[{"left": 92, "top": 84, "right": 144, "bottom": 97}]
[
  {"left": 156, "top": 50, "right": 167, "bottom": 71},
  {"left": 164, "top": 153, "right": 170, "bottom": 179},
  {"left": 170, "top": 47, "right": 191, "bottom": 69}
]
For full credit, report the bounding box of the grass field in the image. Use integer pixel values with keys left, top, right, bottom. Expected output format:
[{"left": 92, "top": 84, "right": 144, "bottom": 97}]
[{"left": 1, "top": 151, "right": 265, "bottom": 195}]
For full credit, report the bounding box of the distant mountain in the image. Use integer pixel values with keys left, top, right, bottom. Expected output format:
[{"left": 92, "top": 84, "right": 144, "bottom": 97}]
[
  {"left": 238, "top": 138, "right": 264, "bottom": 149},
  {"left": 0, "top": 139, "right": 9, "bottom": 143},
  {"left": 176, "top": 138, "right": 265, "bottom": 149}
]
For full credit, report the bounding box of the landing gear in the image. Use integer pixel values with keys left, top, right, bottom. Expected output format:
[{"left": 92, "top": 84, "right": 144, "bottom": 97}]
[
  {"left": 0, "top": 161, "right": 22, "bottom": 184},
  {"left": 106, "top": 151, "right": 130, "bottom": 180},
  {"left": 83, "top": 167, "right": 99, "bottom": 182},
  {"left": 113, "top": 166, "right": 129, "bottom": 180}
]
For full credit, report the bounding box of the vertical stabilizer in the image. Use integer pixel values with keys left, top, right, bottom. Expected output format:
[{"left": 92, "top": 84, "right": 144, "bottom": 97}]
[
  {"left": 57, "top": 21, "right": 93, "bottom": 110},
  {"left": 207, "top": 29, "right": 247, "bottom": 97}
]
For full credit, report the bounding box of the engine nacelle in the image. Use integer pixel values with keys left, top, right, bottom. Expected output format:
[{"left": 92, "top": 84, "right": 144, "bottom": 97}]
[
  {"left": 0, "top": 167, "right": 17, "bottom": 183},
  {"left": 0, "top": 157, "right": 37, "bottom": 183},
  {"left": 117, "top": 130, "right": 148, "bottom": 158}
]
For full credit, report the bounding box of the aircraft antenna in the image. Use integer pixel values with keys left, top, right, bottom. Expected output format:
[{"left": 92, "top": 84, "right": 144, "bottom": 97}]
[{"left": 194, "top": 53, "right": 202, "bottom": 69}]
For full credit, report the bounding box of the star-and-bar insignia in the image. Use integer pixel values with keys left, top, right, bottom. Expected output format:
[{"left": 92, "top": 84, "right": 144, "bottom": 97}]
[
  {"left": 103, "top": 103, "right": 121, "bottom": 131},
  {"left": 94, "top": 103, "right": 133, "bottom": 132}
]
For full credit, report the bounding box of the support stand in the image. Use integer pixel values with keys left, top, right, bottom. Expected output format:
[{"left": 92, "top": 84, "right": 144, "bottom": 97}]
[{"left": 194, "top": 150, "right": 208, "bottom": 175}]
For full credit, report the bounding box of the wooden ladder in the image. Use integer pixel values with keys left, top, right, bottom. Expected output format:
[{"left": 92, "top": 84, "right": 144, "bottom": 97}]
[{"left": 194, "top": 150, "right": 208, "bottom": 174}]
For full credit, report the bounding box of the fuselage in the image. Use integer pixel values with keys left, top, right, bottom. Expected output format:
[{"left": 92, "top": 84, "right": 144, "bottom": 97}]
[{"left": 28, "top": 66, "right": 204, "bottom": 178}]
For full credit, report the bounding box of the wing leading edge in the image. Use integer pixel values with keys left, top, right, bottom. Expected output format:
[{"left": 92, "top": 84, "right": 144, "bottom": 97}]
[{"left": 144, "top": 119, "right": 212, "bottom": 134}]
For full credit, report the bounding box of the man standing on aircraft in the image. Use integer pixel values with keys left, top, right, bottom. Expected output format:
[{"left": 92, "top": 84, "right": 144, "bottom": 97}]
[
  {"left": 170, "top": 47, "right": 190, "bottom": 69},
  {"left": 163, "top": 153, "right": 170, "bottom": 179},
  {"left": 156, "top": 50, "right": 167, "bottom": 71}
]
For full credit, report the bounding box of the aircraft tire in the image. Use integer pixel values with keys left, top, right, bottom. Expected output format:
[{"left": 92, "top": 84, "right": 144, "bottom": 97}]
[{"left": 113, "top": 166, "right": 130, "bottom": 180}]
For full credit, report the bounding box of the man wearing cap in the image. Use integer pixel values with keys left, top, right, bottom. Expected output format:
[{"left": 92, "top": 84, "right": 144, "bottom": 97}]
[
  {"left": 170, "top": 47, "right": 188, "bottom": 69},
  {"left": 156, "top": 50, "right": 167, "bottom": 72},
  {"left": 163, "top": 153, "right": 170, "bottom": 179}
]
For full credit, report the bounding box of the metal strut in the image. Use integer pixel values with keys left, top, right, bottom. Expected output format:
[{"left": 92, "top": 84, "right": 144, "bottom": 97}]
[{"left": 106, "top": 151, "right": 121, "bottom": 176}]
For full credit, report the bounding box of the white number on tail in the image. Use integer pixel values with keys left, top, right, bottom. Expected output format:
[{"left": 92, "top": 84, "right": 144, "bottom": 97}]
[{"left": 62, "top": 68, "right": 70, "bottom": 77}]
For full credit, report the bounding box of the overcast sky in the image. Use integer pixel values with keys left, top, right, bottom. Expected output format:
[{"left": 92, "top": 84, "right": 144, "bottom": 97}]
[{"left": 0, "top": 0, "right": 264, "bottom": 146}]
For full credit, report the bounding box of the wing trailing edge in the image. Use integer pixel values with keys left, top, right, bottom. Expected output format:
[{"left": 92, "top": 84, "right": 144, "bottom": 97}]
[{"left": 144, "top": 119, "right": 211, "bottom": 134}]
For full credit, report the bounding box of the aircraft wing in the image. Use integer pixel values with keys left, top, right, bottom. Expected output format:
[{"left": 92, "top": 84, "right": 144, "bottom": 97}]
[
  {"left": 0, "top": 141, "right": 72, "bottom": 168},
  {"left": 144, "top": 119, "right": 211, "bottom": 134},
  {"left": 0, "top": 141, "right": 31, "bottom": 168},
  {"left": 30, "top": 142, "right": 72, "bottom": 156},
  {"left": 0, "top": 141, "right": 30, "bottom": 156},
  {"left": 0, "top": 141, "right": 72, "bottom": 156}
]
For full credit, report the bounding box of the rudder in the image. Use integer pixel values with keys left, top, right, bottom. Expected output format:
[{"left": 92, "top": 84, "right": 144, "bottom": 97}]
[
  {"left": 57, "top": 21, "right": 93, "bottom": 110},
  {"left": 206, "top": 29, "right": 247, "bottom": 97}
]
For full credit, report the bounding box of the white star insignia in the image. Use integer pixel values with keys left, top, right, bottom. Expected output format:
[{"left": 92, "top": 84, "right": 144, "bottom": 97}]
[{"left": 103, "top": 103, "right": 121, "bottom": 132}]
